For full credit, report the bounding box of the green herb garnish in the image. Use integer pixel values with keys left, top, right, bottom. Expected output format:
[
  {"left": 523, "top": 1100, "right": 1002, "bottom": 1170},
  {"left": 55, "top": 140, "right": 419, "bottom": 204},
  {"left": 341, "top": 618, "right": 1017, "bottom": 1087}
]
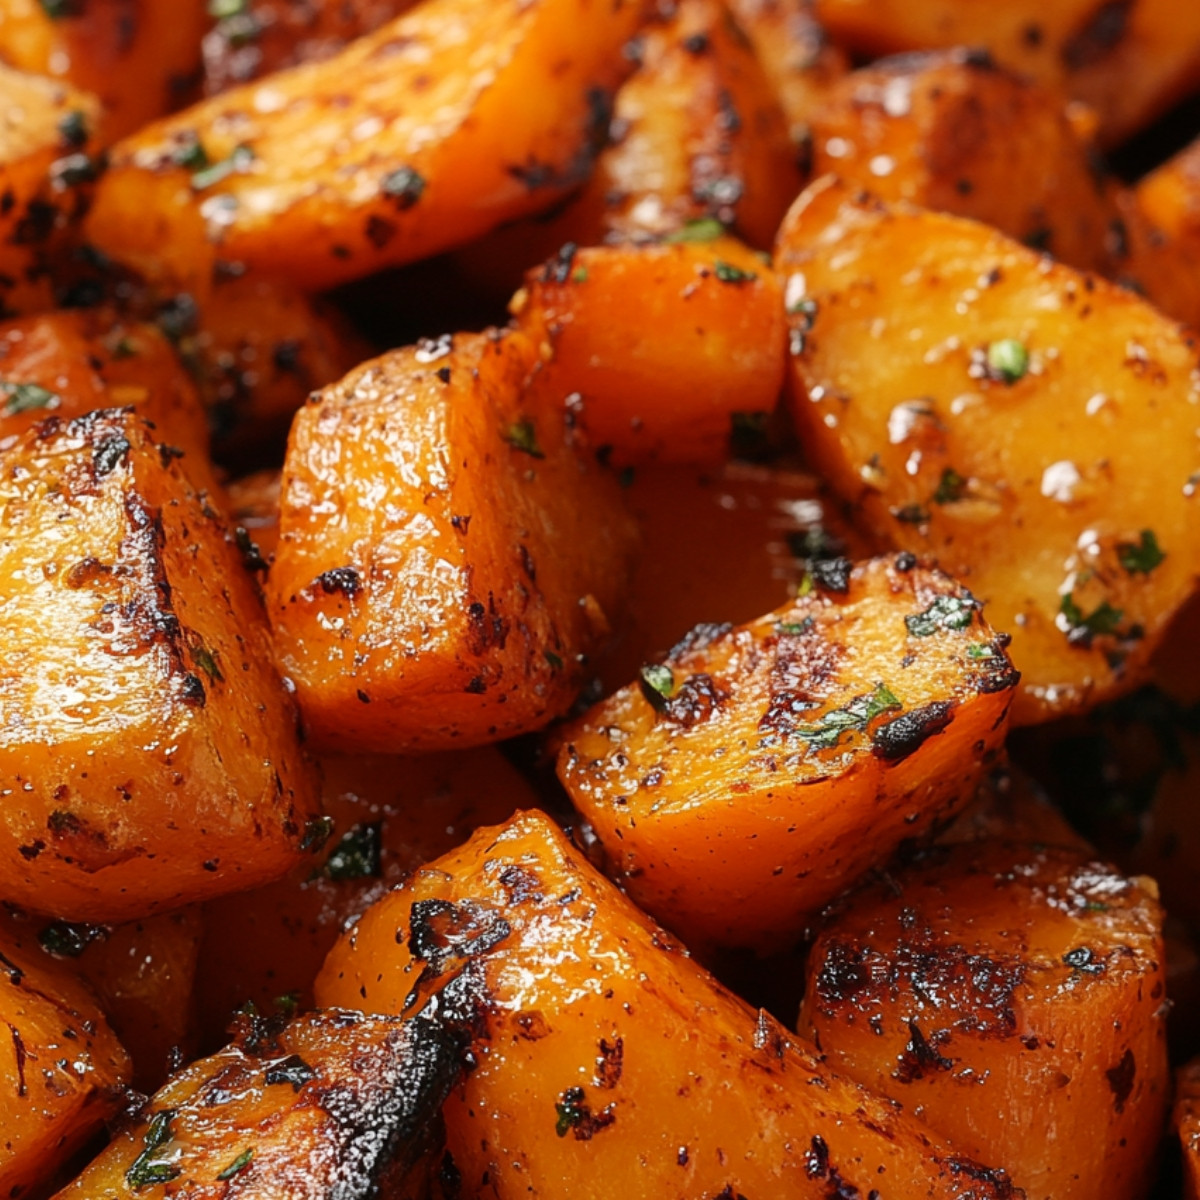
[
  {"left": 216, "top": 1149, "right": 254, "bottom": 1181},
  {"left": 544, "top": 650, "right": 564, "bottom": 671},
  {"left": 1, "top": 381, "right": 60, "bottom": 416},
  {"left": 208, "top": 0, "right": 249, "bottom": 16},
  {"left": 1060, "top": 592, "right": 1124, "bottom": 640},
  {"left": 986, "top": 338, "right": 1029, "bottom": 385},
  {"left": 190, "top": 143, "right": 255, "bottom": 190},
  {"left": 795, "top": 683, "right": 901, "bottom": 751},
  {"left": 713, "top": 260, "right": 757, "bottom": 284},
  {"left": 775, "top": 617, "right": 814, "bottom": 636},
  {"left": 555, "top": 1087, "right": 588, "bottom": 1137},
  {"left": 639, "top": 663, "right": 676, "bottom": 710},
  {"left": 504, "top": 418, "right": 544, "bottom": 459},
  {"left": 1116, "top": 529, "right": 1164, "bottom": 575},
  {"left": 932, "top": 467, "right": 967, "bottom": 505},
  {"left": 905, "top": 594, "right": 977, "bottom": 637},
  {"left": 190, "top": 642, "right": 223, "bottom": 684},
  {"left": 665, "top": 217, "right": 726, "bottom": 243},
  {"left": 126, "top": 1110, "right": 180, "bottom": 1189}
]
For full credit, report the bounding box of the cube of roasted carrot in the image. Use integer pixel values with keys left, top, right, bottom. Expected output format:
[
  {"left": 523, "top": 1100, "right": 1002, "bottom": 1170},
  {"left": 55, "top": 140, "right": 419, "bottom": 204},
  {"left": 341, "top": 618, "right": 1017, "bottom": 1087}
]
[
  {"left": 808, "top": 50, "right": 1114, "bottom": 271},
  {"left": 557, "top": 554, "right": 1018, "bottom": 953},
  {"left": 0, "top": 1, "right": 208, "bottom": 144},
  {"left": 316, "top": 810, "right": 1020, "bottom": 1200},
  {"left": 85, "top": 0, "right": 641, "bottom": 297},
  {"left": 0, "top": 923, "right": 130, "bottom": 1197},
  {"left": 268, "top": 329, "right": 636, "bottom": 752},
  {"left": 53, "top": 1008, "right": 459, "bottom": 1197},
  {"left": 511, "top": 238, "right": 786, "bottom": 465},
  {"left": 777, "top": 177, "right": 1200, "bottom": 724},
  {"left": 0, "top": 408, "right": 322, "bottom": 922},
  {"left": 801, "top": 839, "right": 1169, "bottom": 1200}
]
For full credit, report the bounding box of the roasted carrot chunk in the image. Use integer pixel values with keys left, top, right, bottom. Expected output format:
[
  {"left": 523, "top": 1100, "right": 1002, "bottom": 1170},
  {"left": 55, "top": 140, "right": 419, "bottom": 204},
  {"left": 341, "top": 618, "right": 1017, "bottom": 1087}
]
[
  {"left": 810, "top": 0, "right": 1200, "bottom": 147},
  {"left": 267, "top": 329, "right": 636, "bottom": 752},
  {"left": 808, "top": 49, "right": 1113, "bottom": 272},
  {"left": 0, "top": 0, "right": 208, "bottom": 144},
  {"left": 1108, "top": 137, "right": 1200, "bottom": 334},
  {"left": 0, "top": 923, "right": 130, "bottom": 1197},
  {"left": 85, "top": 0, "right": 641, "bottom": 297},
  {"left": 801, "top": 839, "right": 1169, "bottom": 1200},
  {"left": 777, "top": 177, "right": 1200, "bottom": 725},
  {"left": 512, "top": 238, "right": 786, "bottom": 465},
  {"left": 724, "top": 0, "right": 849, "bottom": 147},
  {"left": 557, "top": 554, "right": 1017, "bottom": 952},
  {"left": 0, "top": 408, "right": 321, "bottom": 922},
  {"left": 203, "top": 0, "right": 416, "bottom": 95},
  {"left": 316, "top": 810, "right": 1020, "bottom": 1200},
  {"left": 53, "top": 1008, "right": 460, "bottom": 1197}
]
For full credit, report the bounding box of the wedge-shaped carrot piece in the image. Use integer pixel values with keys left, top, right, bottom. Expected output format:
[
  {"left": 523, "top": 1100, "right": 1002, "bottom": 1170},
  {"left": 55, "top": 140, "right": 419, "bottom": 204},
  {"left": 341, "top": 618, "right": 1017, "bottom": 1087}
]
[
  {"left": 0, "top": 64, "right": 99, "bottom": 318},
  {"left": 203, "top": 0, "right": 414, "bottom": 95},
  {"left": 195, "top": 745, "right": 538, "bottom": 1043},
  {"left": 778, "top": 178, "right": 1200, "bottom": 725},
  {"left": 1178, "top": 1059, "right": 1200, "bottom": 1200},
  {"left": 0, "top": 408, "right": 321, "bottom": 922},
  {"left": 0, "top": 1, "right": 208, "bottom": 144},
  {"left": 569, "top": 0, "right": 803, "bottom": 248},
  {"left": 725, "top": 0, "right": 848, "bottom": 147},
  {"left": 267, "top": 329, "right": 636, "bottom": 752},
  {"left": 85, "top": 0, "right": 641, "bottom": 298},
  {"left": 801, "top": 839, "right": 1169, "bottom": 1200},
  {"left": 0, "top": 308, "right": 211, "bottom": 478},
  {"left": 811, "top": 0, "right": 1200, "bottom": 147},
  {"left": 512, "top": 238, "right": 786, "bottom": 465},
  {"left": 0, "top": 923, "right": 130, "bottom": 1197},
  {"left": 316, "top": 810, "right": 1020, "bottom": 1200},
  {"left": 557, "top": 554, "right": 1017, "bottom": 952},
  {"left": 808, "top": 50, "right": 1113, "bottom": 272},
  {"left": 1109, "top": 137, "right": 1200, "bottom": 333},
  {"left": 53, "top": 1008, "right": 460, "bottom": 1197},
  {"left": 455, "top": 0, "right": 803, "bottom": 294}
]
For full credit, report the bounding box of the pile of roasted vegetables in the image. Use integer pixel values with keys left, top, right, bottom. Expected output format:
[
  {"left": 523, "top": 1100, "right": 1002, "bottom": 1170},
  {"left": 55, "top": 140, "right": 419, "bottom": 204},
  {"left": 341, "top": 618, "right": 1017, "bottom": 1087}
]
[{"left": 5, "top": 0, "right": 1200, "bottom": 1195}]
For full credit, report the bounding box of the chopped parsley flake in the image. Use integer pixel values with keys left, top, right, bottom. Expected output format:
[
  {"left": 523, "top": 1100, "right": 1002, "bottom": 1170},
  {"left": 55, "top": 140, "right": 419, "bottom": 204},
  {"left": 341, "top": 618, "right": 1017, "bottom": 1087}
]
[
  {"left": 985, "top": 338, "right": 1029, "bottom": 385},
  {"left": 1, "top": 381, "right": 60, "bottom": 416},
  {"left": 932, "top": 467, "right": 967, "bottom": 505},
  {"left": 1060, "top": 592, "right": 1124, "bottom": 641},
  {"left": 1116, "top": 529, "right": 1164, "bottom": 575},
  {"left": 217, "top": 1149, "right": 254, "bottom": 1181},
  {"left": 639, "top": 663, "right": 676, "bottom": 710},
  {"left": 665, "top": 217, "right": 726, "bottom": 243},
  {"left": 795, "top": 683, "right": 901, "bottom": 751},
  {"left": 775, "top": 617, "right": 814, "bottom": 636},
  {"left": 208, "top": 0, "right": 249, "bottom": 15},
  {"left": 905, "top": 594, "right": 977, "bottom": 637},
  {"left": 504, "top": 419, "right": 544, "bottom": 458},
  {"left": 190, "top": 143, "right": 255, "bottom": 191},
  {"left": 126, "top": 1110, "right": 180, "bottom": 1189},
  {"left": 713, "top": 259, "right": 757, "bottom": 284}
]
